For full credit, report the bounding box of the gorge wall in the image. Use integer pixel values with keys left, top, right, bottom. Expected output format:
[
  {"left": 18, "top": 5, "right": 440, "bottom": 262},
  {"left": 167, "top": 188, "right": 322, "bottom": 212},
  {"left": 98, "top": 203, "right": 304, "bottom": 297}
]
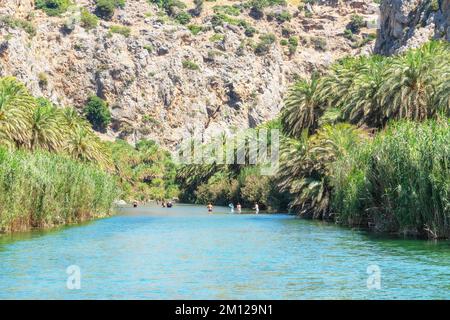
[
  {"left": 0, "top": 1, "right": 385, "bottom": 148},
  {"left": 376, "top": 0, "right": 450, "bottom": 54}
]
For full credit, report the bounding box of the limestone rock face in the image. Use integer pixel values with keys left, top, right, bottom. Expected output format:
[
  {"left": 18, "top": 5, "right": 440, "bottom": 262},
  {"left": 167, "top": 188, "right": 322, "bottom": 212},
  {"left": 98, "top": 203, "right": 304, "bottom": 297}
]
[
  {"left": 376, "top": 0, "right": 450, "bottom": 55},
  {"left": 0, "top": 0, "right": 377, "bottom": 149}
]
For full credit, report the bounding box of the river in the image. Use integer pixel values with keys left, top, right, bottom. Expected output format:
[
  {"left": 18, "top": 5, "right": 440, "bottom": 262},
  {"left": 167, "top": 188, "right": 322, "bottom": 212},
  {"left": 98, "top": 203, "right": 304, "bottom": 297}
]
[{"left": 0, "top": 204, "right": 449, "bottom": 299}]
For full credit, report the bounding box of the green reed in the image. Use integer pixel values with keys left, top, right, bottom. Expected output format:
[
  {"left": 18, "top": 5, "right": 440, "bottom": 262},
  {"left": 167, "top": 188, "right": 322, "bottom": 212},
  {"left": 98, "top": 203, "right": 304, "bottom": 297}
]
[{"left": 0, "top": 148, "right": 118, "bottom": 233}]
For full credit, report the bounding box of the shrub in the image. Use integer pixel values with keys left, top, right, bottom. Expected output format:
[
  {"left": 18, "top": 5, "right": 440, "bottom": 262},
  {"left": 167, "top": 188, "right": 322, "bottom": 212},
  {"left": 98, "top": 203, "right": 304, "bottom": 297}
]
[
  {"left": 275, "top": 10, "right": 292, "bottom": 23},
  {"left": 109, "top": 25, "right": 131, "bottom": 37},
  {"left": 0, "top": 16, "right": 36, "bottom": 37},
  {"left": 38, "top": 73, "right": 48, "bottom": 88},
  {"left": 311, "top": 36, "right": 327, "bottom": 51},
  {"left": 83, "top": 96, "right": 111, "bottom": 132},
  {"left": 95, "top": 0, "right": 125, "bottom": 20},
  {"left": 182, "top": 59, "right": 200, "bottom": 70},
  {"left": 80, "top": 8, "right": 99, "bottom": 30},
  {"left": 187, "top": 24, "right": 203, "bottom": 35},
  {"left": 348, "top": 14, "right": 365, "bottom": 33},
  {"left": 35, "top": 0, "right": 70, "bottom": 16},
  {"left": 254, "top": 33, "right": 276, "bottom": 55},
  {"left": 175, "top": 11, "right": 191, "bottom": 25},
  {"left": 209, "top": 33, "right": 224, "bottom": 42},
  {"left": 288, "top": 36, "right": 298, "bottom": 55}
]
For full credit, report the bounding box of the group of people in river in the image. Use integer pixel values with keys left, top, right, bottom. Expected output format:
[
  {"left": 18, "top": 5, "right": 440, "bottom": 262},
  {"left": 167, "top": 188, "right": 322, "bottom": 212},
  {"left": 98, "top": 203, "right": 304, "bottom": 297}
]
[
  {"left": 161, "top": 200, "right": 173, "bottom": 208},
  {"left": 207, "top": 202, "right": 260, "bottom": 214}
]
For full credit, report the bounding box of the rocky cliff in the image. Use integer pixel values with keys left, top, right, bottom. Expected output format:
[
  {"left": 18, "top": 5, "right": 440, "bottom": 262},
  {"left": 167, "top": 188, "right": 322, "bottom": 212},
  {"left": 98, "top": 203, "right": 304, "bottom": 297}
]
[
  {"left": 0, "top": 0, "right": 379, "bottom": 148},
  {"left": 376, "top": 0, "right": 450, "bottom": 55}
]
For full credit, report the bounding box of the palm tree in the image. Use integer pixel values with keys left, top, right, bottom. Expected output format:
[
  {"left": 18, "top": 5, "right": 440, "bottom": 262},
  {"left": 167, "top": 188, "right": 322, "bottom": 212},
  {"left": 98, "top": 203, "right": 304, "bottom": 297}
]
[
  {"left": 278, "top": 124, "right": 367, "bottom": 219},
  {"left": 0, "top": 77, "right": 34, "bottom": 147},
  {"left": 29, "top": 103, "right": 65, "bottom": 151},
  {"left": 65, "top": 127, "right": 112, "bottom": 169},
  {"left": 378, "top": 41, "right": 448, "bottom": 122},
  {"left": 435, "top": 63, "right": 450, "bottom": 117},
  {"left": 340, "top": 55, "right": 387, "bottom": 127},
  {"left": 319, "top": 56, "right": 367, "bottom": 109},
  {"left": 281, "top": 74, "right": 324, "bottom": 138},
  {"left": 61, "top": 106, "right": 90, "bottom": 131}
]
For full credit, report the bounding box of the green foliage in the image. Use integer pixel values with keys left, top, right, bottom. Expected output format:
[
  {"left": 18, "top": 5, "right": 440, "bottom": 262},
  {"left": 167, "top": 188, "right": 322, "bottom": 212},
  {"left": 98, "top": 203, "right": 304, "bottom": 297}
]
[
  {"left": 274, "top": 10, "right": 292, "bottom": 23},
  {"left": 83, "top": 96, "right": 111, "bottom": 132},
  {"left": 254, "top": 33, "right": 276, "bottom": 55},
  {"left": 347, "top": 14, "right": 365, "bottom": 33},
  {"left": 0, "top": 16, "right": 36, "bottom": 37},
  {"left": 38, "top": 73, "right": 48, "bottom": 88},
  {"left": 278, "top": 41, "right": 450, "bottom": 238},
  {"left": 209, "top": 33, "right": 224, "bottom": 42},
  {"left": 278, "top": 123, "right": 367, "bottom": 219},
  {"left": 0, "top": 148, "right": 117, "bottom": 233},
  {"left": 109, "top": 25, "right": 131, "bottom": 37},
  {"left": 35, "top": 0, "right": 70, "bottom": 16},
  {"left": 182, "top": 59, "right": 200, "bottom": 70},
  {"left": 174, "top": 11, "right": 191, "bottom": 25},
  {"left": 187, "top": 24, "right": 203, "bottom": 35},
  {"left": 288, "top": 36, "right": 298, "bottom": 55},
  {"left": 80, "top": 8, "right": 99, "bottom": 30},
  {"left": 213, "top": 5, "right": 241, "bottom": 16},
  {"left": 331, "top": 119, "right": 450, "bottom": 239},
  {"left": 108, "top": 139, "right": 179, "bottom": 201},
  {"left": 281, "top": 75, "right": 324, "bottom": 137},
  {"left": 95, "top": 0, "right": 125, "bottom": 20}
]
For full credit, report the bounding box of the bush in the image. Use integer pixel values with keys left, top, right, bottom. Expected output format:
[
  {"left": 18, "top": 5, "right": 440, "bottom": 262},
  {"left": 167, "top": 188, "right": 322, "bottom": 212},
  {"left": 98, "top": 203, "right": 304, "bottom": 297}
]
[
  {"left": 311, "top": 36, "right": 327, "bottom": 51},
  {"left": 80, "top": 8, "right": 99, "bottom": 30},
  {"left": 182, "top": 60, "right": 200, "bottom": 70},
  {"left": 288, "top": 36, "right": 298, "bottom": 55},
  {"left": 35, "top": 0, "right": 70, "bottom": 16},
  {"left": 38, "top": 73, "right": 48, "bottom": 88},
  {"left": 109, "top": 25, "right": 131, "bottom": 37},
  {"left": 187, "top": 24, "right": 203, "bottom": 35},
  {"left": 275, "top": 10, "right": 292, "bottom": 23},
  {"left": 254, "top": 33, "right": 276, "bottom": 55},
  {"left": 0, "top": 16, "right": 36, "bottom": 37},
  {"left": 95, "top": 0, "right": 125, "bottom": 20},
  {"left": 83, "top": 96, "right": 111, "bottom": 132},
  {"left": 175, "top": 11, "right": 191, "bottom": 25},
  {"left": 348, "top": 14, "right": 365, "bottom": 33}
]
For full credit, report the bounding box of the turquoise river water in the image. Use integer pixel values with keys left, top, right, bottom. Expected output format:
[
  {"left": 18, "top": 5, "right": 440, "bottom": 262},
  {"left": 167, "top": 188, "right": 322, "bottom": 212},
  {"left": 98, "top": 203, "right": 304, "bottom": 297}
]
[{"left": 0, "top": 204, "right": 449, "bottom": 299}]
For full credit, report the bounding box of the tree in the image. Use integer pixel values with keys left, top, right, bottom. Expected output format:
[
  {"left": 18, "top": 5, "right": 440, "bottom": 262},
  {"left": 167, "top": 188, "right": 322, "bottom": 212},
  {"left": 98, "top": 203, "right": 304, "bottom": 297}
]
[
  {"left": 0, "top": 77, "right": 34, "bottom": 147},
  {"left": 379, "top": 41, "right": 448, "bottom": 122},
  {"left": 278, "top": 124, "right": 367, "bottom": 219},
  {"left": 65, "top": 126, "right": 112, "bottom": 169},
  {"left": 29, "top": 103, "right": 65, "bottom": 151},
  {"left": 83, "top": 96, "right": 111, "bottom": 132},
  {"left": 281, "top": 74, "right": 324, "bottom": 138}
]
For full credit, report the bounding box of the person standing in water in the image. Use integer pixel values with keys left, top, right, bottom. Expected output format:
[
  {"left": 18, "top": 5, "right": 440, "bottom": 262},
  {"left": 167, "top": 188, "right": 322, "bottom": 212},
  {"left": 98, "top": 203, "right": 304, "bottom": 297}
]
[
  {"left": 228, "top": 203, "right": 234, "bottom": 213},
  {"left": 207, "top": 203, "right": 213, "bottom": 213},
  {"left": 254, "top": 203, "right": 259, "bottom": 214},
  {"left": 236, "top": 203, "right": 242, "bottom": 214}
]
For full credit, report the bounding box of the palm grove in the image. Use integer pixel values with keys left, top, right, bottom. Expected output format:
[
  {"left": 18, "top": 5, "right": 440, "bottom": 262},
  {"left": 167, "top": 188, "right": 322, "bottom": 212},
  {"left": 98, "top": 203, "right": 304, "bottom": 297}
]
[
  {"left": 0, "top": 41, "right": 449, "bottom": 238},
  {"left": 177, "top": 41, "right": 450, "bottom": 239}
]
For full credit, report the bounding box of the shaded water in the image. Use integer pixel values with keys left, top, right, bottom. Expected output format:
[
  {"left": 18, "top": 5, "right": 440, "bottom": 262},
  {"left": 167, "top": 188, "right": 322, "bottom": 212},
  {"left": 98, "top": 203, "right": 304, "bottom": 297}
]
[{"left": 0, "top": 204, "right": 449, "bottom": 299}]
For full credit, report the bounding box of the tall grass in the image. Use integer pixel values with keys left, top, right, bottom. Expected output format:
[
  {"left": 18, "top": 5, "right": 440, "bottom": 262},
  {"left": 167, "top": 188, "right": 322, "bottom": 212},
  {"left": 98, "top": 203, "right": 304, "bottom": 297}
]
[
  {"left": 331, "top": 119, "right": 450, "bottom": 239},
  {"left": 0, "top": 148, "right": 118, "bottom": 233}
]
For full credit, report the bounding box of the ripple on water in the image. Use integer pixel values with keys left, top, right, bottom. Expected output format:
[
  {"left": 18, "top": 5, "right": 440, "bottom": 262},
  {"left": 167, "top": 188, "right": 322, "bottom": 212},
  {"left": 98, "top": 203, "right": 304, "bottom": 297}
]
[{"left": 0, "top": 205, "right": 449, "bottom": 299}]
